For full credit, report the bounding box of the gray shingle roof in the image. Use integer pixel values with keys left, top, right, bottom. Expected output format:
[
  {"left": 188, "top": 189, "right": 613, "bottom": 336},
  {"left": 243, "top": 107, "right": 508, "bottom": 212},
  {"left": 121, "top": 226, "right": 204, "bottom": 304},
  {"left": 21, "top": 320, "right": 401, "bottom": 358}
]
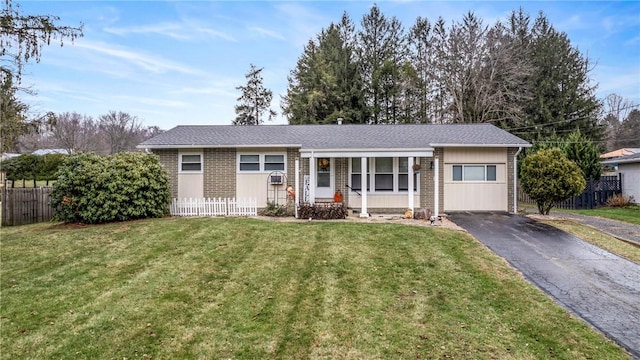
[{"left": 139, "top": 124, "right": 530, "bottom": 149}]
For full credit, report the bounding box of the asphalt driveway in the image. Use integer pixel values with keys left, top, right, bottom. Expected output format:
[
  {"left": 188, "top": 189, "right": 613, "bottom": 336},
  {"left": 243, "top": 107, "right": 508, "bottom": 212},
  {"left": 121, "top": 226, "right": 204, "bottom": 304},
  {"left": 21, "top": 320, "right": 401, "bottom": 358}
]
[{"left": 448, "top": 212, "right": 640, "bottom": 359}]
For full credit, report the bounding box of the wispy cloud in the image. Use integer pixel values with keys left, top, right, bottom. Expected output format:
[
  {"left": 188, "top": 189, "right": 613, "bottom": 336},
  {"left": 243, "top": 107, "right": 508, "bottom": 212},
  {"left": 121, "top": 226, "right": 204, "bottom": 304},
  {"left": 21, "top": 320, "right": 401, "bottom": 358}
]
[
  {"left": 248, "top": 26, "right": 286, "bottom": 41},
  {"left": 116, "top": 95, "right": 188, "bottom": 108},
  {"left": 104, "top": 23, "right": 190, "bottom": 40},
  {"left": 105, "top": 21, "right": 236, "bottom": 42},
  {"left": 194, "top": 26, "right": 236, "bottom": 41},
  {"left": 74, "top": 40, "right": 202, "bottom": 75}
]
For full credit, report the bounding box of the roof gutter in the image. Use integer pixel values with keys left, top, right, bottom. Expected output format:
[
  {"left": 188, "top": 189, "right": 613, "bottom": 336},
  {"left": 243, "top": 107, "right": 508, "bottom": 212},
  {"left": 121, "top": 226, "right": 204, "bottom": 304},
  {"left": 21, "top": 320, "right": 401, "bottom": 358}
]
[
  {"left": 137, "top": 144, "right": 303, "bottom": 150},
  {"left": 429, "top": 143, "right": 532, "bottom": 148}
]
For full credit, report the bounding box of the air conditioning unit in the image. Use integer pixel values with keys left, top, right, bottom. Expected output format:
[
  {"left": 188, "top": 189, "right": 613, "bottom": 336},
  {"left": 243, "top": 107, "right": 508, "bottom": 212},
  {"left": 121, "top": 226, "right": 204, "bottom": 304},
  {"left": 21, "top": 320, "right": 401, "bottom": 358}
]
[{"left": 270, "top": 175, "right": 283, "bottom": 184}]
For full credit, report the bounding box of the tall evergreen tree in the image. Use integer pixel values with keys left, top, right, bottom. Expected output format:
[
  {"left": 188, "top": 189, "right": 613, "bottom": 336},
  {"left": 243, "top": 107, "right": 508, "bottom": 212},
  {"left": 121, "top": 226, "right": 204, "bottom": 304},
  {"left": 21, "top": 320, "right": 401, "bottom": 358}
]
[
  {"left": 614, "top": 109, "right": 640, "bottom": 148},
  {"left": 282, "top": 16, "right": 366, "bottom": 124},
  {"left": 234, "top": 64, "right": 276, "bottom": 125},
  {"left": 522, "top": 13, "right": 603, "bottom": 142},
  {"left": 562, "top": 129, "right": 602, "bottom": 180},
  {"left": 357, "top": 5, "right": 407, "bottom": 124},
  {"left": 407, "top": 16, "right": 433, "bottom": 123},
  {"left": 0, "top": 75, "right": 26, "bottom": 152}
]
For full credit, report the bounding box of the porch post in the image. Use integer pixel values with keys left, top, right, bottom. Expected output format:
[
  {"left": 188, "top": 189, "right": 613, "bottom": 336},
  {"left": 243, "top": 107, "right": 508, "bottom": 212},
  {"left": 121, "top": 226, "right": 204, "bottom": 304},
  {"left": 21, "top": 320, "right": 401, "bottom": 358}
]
[
  {"left": 294, "top": 158, "right": 300, "bottom": 218},
  {"left": 360, "top": 156, "right": 368, "bottom": 217},
  {"left": 408, "top": 157, "right": 415, "bottom": 213},
  {"left": 309, "top": 153, "right": 316, "bottom": 205},
  {"left": 434, "top": 157, "right": 439, "bottom": 217}
]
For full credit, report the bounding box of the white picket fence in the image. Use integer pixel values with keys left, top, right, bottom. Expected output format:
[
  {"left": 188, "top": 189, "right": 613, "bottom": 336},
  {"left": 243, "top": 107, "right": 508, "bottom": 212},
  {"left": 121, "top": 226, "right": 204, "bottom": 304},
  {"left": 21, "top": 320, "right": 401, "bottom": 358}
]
[{"left": 170, "top": 198, "right": 257, "bottom": 217}]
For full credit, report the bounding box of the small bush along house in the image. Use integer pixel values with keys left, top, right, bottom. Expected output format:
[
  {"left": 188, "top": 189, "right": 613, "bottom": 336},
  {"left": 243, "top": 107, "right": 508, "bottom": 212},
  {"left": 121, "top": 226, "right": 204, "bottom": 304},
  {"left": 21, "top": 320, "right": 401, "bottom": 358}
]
[{"left": 138, "top": 124, "right": 530, "bottom": 217}]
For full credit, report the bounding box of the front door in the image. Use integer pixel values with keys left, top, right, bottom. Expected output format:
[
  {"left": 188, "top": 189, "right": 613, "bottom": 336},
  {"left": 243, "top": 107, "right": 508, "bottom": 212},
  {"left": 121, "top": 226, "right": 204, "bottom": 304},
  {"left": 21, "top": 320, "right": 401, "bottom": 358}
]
[{"left": 315, "top": 157, "right": 334, "bottom": 199}]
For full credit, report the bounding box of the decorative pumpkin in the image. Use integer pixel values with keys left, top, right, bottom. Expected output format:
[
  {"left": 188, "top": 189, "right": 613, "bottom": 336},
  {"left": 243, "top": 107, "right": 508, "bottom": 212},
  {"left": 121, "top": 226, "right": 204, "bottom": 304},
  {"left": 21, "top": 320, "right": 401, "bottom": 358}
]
[
  {"left": 405, "top": 209, "right": 413, "bottom": 219},
  {"left": 333, "top": 190, "right": 343, "bottom": 203}
]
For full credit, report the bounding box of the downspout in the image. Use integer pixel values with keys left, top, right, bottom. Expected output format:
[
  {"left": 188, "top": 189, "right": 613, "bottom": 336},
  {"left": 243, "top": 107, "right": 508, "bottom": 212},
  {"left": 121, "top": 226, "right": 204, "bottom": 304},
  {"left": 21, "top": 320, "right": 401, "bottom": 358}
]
[
  {"left": 513, "top": 147, "right": 523, "bottom": 213},
  {"left": 295, "top": 158, "right": 300, "bottom": 218}
]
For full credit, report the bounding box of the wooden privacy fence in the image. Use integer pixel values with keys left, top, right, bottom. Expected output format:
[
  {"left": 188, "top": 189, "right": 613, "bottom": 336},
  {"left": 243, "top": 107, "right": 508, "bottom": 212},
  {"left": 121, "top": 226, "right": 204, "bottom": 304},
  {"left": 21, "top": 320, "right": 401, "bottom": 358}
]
[
  {"left": 2, "top": 187, "right": 55, "bottom": 226},
  {"left": 518, "top": 175, "right": 621, "bottom": 210},
  {"left": 170, "top": 198, "right": 257, "bottom": 217}
]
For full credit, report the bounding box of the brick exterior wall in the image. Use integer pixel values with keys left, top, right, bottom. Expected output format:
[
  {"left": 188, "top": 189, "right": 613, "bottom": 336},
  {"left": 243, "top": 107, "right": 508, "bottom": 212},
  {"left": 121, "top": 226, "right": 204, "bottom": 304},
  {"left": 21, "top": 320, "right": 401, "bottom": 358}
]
[
  {"left": 203, "top": 148, "right": 236, "bottom": 198},
  {"left": 507, "top": 147, "right": 517, "bottom": 213},
  {"left": 286, "top": 148, "right": 298, "bottom": 190},
  {"left": 420, "top": 149, "right": 443, "bottom": 214},
  {"left": 152, "top": 149, "right": 178, "bottom": 199},
  {"left": 335, "top": 158, "right": 348, "bottom": 204}
]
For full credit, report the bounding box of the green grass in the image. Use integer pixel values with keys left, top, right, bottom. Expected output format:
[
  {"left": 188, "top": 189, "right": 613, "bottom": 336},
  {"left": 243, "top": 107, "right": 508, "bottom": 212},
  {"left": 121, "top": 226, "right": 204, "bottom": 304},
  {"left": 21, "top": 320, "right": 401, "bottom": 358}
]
[
  {"left": 1, "top": 218, "right": 630, "bottom": 359},
  {"left": 541, "top": 220, "right": 640, "bottom": 264},
  {"left": 562, "top": 206, "right": 640, "bottom": 225}
]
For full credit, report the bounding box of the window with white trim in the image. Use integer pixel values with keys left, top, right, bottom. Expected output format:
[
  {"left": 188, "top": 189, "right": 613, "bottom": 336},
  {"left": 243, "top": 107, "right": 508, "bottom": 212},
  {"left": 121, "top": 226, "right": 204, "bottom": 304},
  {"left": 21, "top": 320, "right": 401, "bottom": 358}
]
[
  {"left": 350, "top": 157, "right": 419, "bottom": 193},
  {"left": 398, "top": 157, "right": 418, "bottom": 191},
  {"left": 264, "top": 155, "right": 285, "bottom": 171},
  {"left": 239, "top": 155, "right": 260, "bottom": 171},
  {"left": 179, "top": 153, "right": 202, "bottom": 173},
  {"left": 375, "top": 157, "right": 394, "bottom": 191},
  {"left": 238, "top": 153, "right": 286, "bottom": 172},
  {"left": 350, "top": 157, "right": 369, "bottom": 191},
  {"left": 452, "top": 165, "right": 497, "bottom": 181}
]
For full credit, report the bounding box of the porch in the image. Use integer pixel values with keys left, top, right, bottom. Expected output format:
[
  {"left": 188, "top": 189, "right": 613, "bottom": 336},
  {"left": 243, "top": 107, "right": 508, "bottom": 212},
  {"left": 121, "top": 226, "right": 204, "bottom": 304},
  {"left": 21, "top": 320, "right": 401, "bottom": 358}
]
[{"left": 294, "top": 148, "right": 438, "bottom": 218}]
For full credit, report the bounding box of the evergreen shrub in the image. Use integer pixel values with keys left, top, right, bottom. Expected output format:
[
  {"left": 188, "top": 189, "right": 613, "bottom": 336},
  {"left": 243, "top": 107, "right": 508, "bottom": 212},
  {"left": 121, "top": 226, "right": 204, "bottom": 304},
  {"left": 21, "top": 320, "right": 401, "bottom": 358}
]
[{"left": 52, "top": 152, "right": 170, "bottom": 224}]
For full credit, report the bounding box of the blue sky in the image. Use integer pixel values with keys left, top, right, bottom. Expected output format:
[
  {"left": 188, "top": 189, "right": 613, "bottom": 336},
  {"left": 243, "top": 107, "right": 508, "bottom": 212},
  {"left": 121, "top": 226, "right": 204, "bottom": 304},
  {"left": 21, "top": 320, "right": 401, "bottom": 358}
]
[{"left": 17, "top": 1, "right": 640, "bottom": 130}]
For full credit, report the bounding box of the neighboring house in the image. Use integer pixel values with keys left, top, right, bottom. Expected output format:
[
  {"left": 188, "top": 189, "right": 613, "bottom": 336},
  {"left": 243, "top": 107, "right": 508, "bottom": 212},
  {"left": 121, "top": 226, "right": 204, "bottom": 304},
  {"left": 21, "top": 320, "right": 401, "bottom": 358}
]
[
  {"left": 600, "top": 148, "right": 640, "bottom": 160},
  {"left": 601, "top": 152, "right": 640, "bottom": 204},
  {"left": 138, "top": 124, "right": 531, "bottom": 216},
  {"left": 31, "top": 149, "right": 69, "bottom": 156}
]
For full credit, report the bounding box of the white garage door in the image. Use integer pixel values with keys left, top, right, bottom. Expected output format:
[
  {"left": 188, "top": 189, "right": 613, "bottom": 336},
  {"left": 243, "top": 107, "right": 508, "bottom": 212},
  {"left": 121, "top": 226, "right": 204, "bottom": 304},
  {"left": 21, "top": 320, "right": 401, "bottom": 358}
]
[{"left": 442, "top": 149, "right": 508, "bottom": 212}]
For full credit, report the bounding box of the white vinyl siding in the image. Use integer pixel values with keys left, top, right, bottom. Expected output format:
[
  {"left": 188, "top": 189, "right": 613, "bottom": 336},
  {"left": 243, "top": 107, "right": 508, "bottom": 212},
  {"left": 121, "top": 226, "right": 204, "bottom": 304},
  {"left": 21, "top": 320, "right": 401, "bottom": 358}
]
[{"left": 444, "top": 148, "right": 508, "bottom": 211}]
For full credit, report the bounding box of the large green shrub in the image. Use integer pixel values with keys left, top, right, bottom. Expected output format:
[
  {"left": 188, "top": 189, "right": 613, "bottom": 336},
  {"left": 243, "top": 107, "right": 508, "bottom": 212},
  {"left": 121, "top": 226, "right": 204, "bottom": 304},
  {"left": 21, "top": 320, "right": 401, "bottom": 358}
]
[
  {"left": 52, "top": 152, "right": 170, "bottom": 224},
  {"left": 520, "top": 148, "right": 586, "bottom": 215}
]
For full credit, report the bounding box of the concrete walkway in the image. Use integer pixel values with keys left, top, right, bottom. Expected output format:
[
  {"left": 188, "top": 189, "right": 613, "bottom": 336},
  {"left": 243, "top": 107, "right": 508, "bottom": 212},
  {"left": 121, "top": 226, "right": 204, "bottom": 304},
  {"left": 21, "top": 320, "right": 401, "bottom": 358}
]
[{"left": 449, "top": 212, "right": 640, "bottom": 359}]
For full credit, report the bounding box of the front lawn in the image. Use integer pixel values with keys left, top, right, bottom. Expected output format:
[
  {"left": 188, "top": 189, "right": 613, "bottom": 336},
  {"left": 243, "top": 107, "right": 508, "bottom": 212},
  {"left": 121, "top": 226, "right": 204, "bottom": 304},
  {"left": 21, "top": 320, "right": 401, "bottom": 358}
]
[
  {"left": 564, "top": 205, "right": 640, "bottom": 225},
  {"left": 0, "top": 218, "right": 630, "bottom": 359},
  {"left": 541, "top": 220, "right": 640, "bottom": 264}
]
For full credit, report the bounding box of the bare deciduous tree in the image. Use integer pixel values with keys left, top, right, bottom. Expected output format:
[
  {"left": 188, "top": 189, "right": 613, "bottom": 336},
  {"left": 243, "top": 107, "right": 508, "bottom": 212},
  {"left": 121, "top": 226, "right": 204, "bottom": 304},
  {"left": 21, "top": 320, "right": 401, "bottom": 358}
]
[
  {"left": 49, "top": 112, "right": 100, "bottom": 153},
  {"left": 98, "top": 110, "right": 143, "bottom": 154}
]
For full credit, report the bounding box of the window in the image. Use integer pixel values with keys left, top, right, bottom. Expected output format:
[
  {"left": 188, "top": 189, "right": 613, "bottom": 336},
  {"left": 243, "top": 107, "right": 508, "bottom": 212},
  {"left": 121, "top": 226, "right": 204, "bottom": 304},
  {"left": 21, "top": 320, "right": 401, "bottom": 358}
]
[
  {"left": 317, "top": 158, "right": 331, "bottom": 188},
  {"left": 486, "top": 165, "right": 497, "bottom": 181},
  {"left": 398, "top": 158, "right": 418, "bottom": 191},
  {"left": 452, "top": 165, "right": 497, "bottom": 181},
  {"left": 238, "top": 153, "right": 287, "bottom": 172},
  {"left": 180, "top": 153, "right": 202, "bottom": 172},
  {"left": 265, "top": 155, "right": 285, "bottom": 171},
  {"left": 375, "top": 157, "right": 393, "bottom": 191},
  {"left": 351, "top": 157, "right": 419, "bottom": 193},
  {"left": 350, "top": 157, "right": 369, "bottom": 191},
  {"left": 239, "top": 155, "right": 260, "bottom": 171}
]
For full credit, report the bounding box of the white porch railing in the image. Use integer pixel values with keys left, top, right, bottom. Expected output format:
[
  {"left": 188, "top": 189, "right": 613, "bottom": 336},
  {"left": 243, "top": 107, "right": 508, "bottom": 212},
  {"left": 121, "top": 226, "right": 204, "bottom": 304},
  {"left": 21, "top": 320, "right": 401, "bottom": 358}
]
[{"left": 170, "top": 198, "right": 257, "bottom": 217}]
